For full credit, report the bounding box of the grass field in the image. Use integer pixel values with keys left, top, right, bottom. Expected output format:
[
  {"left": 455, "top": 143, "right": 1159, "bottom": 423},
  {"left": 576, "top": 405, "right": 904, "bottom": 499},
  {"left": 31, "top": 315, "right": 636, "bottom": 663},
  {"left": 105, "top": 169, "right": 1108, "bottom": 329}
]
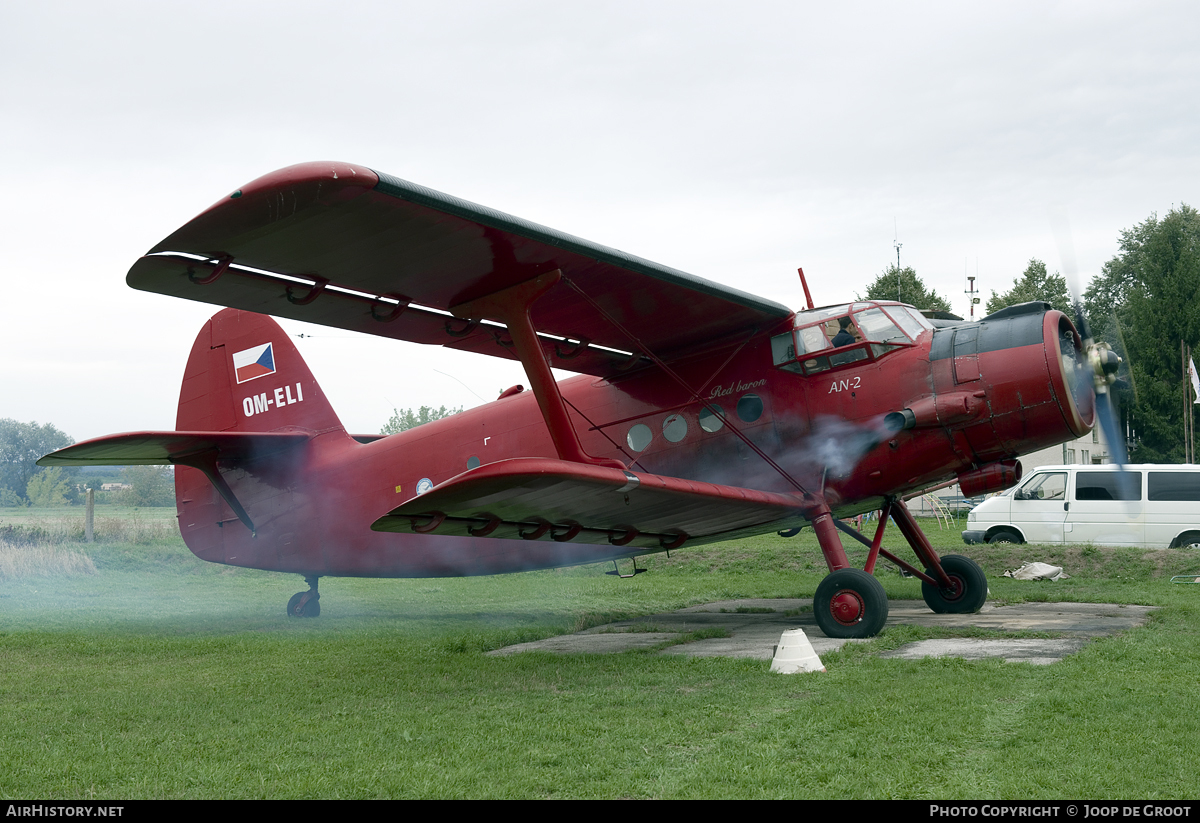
[{"left": 2, "top": 507, "right": 1200, "bottom": 798}]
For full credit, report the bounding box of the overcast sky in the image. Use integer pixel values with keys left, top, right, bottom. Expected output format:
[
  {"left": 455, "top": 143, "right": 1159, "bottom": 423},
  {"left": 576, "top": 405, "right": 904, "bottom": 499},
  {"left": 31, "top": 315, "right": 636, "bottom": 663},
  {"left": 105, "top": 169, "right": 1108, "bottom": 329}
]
[{"left": 3, "top": 1, "right": 1197, "bottom": 442}]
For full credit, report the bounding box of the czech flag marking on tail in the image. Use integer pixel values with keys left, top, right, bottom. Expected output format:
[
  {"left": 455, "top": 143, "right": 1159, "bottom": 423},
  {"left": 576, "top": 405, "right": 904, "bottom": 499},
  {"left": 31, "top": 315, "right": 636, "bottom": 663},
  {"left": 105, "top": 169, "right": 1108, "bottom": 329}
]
[{"left": 232, "top": 343, "right": 276, "bottom": 384}]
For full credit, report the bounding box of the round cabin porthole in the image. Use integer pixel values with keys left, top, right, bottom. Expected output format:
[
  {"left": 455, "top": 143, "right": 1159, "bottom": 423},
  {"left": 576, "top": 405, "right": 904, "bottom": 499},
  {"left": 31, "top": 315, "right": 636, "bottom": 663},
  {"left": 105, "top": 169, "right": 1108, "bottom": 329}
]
[
  {"left": 699, "top": 404, "right": 725, "bottom": 433},
  {"left": 627, "top": 423, "right": 652, "bottom": 452},
  {"left": 467, "top": 455, "right": 481, "bottom": 470},
  {"left": 737, "top": 393, "right": 763, "bottom": 423},
  {"left": 662, "top": 414, "right": 687, "bottom": 443}
]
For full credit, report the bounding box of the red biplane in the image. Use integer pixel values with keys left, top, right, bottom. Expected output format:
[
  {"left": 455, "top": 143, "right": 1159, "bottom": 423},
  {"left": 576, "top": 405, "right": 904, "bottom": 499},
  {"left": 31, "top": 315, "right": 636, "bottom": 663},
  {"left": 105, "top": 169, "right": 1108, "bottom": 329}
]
[{"left": 40, "top": 161, "right": 1104, "bottom": 638}]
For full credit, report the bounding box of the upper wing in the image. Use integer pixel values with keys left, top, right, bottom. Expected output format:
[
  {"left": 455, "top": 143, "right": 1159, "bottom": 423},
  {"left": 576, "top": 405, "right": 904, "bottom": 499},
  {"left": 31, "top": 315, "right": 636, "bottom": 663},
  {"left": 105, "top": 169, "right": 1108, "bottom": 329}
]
[{"left": 127, "top": 162, "right": 793, "bottom": 376}]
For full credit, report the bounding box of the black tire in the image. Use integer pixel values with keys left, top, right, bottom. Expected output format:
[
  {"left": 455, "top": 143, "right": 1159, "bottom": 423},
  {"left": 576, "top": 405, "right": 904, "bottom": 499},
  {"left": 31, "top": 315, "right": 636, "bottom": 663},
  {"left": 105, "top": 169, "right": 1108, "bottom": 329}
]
[
  {"left": 813, "top": 568, "right": 888, "bottom": 639},
  {"left": 922, "top": 554, "right": 988, "bottom": 614},
  {"left": 287, "top": 591, "right": 321, "bottom": 618},
  {"left": 1176, "top": 531, "right": 1200, "bottom": 549},
  {"left": 987, "top": 529, "right": 1022, "bottom": 545}
]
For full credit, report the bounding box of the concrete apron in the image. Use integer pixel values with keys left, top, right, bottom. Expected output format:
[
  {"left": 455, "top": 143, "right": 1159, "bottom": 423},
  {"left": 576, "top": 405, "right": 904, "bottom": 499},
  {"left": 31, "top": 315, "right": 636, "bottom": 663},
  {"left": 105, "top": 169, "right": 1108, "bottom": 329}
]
[{"left": 488, "top": 600, "right": 1156, "bottom": 665}]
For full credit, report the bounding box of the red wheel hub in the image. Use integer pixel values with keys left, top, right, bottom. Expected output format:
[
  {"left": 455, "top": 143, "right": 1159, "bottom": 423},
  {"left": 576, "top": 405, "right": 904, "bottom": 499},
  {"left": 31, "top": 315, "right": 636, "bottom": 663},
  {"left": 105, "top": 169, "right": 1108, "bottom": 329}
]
[
  {"left": 940, "top": 574, "right": 965, "bottom": 601},
  {"left": 829, "top": 590, "right": 864, "bottom": 625}
]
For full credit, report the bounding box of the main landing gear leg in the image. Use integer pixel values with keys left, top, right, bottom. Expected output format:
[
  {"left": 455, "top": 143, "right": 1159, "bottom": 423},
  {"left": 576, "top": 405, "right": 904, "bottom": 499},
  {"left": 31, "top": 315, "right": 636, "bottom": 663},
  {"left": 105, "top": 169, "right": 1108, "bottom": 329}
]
[
  {"left": 809, "top": 503, "right": 888, "bottom": 639},
  {"left": 287, "top": 575, "right": 321, "bottom": 618},
  {"left": 886, "top": 500, "right": 988, "bottom": 614}
]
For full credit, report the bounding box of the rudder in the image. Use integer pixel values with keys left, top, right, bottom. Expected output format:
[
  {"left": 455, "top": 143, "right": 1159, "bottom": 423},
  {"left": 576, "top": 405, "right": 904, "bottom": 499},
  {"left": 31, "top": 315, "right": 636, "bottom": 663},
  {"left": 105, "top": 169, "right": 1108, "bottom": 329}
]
[{"left": 178, "top": 308, "right": 343, "bottom": 434}]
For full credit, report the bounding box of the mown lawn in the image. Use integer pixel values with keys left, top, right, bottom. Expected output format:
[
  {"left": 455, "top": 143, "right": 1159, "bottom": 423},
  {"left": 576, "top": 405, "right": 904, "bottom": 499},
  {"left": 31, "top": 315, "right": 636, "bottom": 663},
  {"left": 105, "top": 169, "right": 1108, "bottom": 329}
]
[{"left": 2, "top": 510, "right": 1199, "bottom": 798}]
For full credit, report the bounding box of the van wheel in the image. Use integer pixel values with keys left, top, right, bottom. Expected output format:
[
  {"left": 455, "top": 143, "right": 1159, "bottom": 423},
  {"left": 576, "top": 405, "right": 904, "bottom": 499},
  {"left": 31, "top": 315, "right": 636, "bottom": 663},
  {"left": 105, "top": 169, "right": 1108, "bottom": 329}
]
[
  {"left": 1177, "top": 531, "right": 1200, "bottom": 549},
  {"left": 987, "top": 529, "right": 1022, "bottom": 545}
]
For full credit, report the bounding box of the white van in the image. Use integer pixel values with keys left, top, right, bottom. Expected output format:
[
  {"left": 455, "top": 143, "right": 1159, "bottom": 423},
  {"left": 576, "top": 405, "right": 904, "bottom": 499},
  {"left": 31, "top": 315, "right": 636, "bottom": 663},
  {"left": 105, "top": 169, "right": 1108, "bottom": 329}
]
[{"left": 962, "top": 464, "right": 1200, "bottom": 549}]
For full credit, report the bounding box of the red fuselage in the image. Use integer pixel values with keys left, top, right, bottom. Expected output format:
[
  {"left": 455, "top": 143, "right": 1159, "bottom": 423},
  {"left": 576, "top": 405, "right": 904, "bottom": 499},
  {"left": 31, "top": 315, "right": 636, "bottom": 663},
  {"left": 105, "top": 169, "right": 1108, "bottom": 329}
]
[{"left": 175, "top": 303, "right": 1089, "bottom": 577}]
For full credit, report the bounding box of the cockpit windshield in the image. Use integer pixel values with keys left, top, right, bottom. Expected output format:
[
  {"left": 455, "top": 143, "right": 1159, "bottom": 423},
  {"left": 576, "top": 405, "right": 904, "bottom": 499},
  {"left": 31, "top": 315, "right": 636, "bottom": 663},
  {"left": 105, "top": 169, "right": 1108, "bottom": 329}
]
[{"left": 855, "top": 308, "right": 908, "bottom": 344}]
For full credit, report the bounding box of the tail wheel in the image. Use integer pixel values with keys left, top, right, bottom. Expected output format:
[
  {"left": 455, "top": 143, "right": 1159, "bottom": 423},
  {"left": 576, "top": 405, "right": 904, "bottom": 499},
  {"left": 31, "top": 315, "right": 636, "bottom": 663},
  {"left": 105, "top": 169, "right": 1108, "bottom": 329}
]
[
  {"left": 813, "top": 568, "right": 888, "bottom": 639},
  {"left": 922, "top": 554, "right": 988, "bottom": 614},
  {"left": 287, "top": 590, "right": 321, "bottom": 618}
]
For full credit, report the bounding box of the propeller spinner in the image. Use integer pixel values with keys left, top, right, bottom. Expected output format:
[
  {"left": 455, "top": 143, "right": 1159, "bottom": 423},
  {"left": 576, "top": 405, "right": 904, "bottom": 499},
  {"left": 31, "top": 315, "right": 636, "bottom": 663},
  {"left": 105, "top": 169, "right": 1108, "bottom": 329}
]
[{"left": 1052, "top": 210, "right": 1135, "bottom": 497}]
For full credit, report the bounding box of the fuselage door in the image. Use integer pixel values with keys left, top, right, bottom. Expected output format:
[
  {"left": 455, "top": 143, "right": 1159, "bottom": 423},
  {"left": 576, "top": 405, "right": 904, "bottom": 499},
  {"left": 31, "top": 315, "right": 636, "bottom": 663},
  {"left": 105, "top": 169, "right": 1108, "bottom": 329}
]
[{"left": 953, "top": 326, "right": 981, "bottom": 383}]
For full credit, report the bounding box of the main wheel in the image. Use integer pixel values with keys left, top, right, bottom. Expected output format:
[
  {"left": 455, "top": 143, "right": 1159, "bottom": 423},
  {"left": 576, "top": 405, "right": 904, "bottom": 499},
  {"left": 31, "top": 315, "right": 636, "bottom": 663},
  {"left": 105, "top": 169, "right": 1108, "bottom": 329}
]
[
  {"left": 987, "top": 529, "right": 1022, "bottom": 545},
  {"left": 922, "top": 554, "right": 988, "bottom": 614},
  {"left": 813, "top": 568, "right": 888, "bottom": 639},
  {"left": 287, "top": 591, "right": 321, "bottom": 618}
]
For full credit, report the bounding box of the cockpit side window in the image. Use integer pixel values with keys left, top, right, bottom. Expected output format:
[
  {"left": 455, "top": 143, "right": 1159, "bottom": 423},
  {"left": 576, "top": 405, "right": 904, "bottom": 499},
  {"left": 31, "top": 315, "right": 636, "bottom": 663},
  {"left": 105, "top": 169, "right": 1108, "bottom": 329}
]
[{"left": 798, "top": 325, "right": 832, "bottom": 354}]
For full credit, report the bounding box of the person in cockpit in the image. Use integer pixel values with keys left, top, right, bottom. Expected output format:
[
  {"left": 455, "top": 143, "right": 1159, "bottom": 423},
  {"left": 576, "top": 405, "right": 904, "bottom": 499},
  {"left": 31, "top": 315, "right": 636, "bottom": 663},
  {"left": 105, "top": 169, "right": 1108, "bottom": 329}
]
[{"left": 831, "top": 316, "right": 856, "bottom": 347}]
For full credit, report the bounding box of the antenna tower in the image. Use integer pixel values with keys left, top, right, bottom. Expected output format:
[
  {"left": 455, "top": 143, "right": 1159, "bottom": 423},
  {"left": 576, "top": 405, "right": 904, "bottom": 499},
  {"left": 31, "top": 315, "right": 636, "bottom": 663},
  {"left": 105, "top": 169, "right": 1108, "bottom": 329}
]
[
  {"left": 964, "top": 266, "right": 980, "bottom": 320},
  {"left": 893, "top": 220, "right": 902, "bottom": 302}
]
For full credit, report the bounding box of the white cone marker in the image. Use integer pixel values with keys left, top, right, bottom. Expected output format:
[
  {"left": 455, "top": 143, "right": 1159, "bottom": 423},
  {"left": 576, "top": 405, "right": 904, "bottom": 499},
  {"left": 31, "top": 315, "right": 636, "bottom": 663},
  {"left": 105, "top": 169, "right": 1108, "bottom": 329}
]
[{"left": 770, "top": 628, "right": 826, "bottom": 673}]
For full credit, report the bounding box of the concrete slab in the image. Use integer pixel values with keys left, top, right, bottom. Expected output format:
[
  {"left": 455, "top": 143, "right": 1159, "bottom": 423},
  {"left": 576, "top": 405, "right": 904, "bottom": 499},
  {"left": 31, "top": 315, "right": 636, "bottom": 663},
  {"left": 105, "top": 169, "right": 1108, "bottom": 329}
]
[
  {"left": 487, "top": 599, "right": 1155, "bottom": 664},
  {"left": 880, "top": 638, "right": 1090, "bottom": 665}
]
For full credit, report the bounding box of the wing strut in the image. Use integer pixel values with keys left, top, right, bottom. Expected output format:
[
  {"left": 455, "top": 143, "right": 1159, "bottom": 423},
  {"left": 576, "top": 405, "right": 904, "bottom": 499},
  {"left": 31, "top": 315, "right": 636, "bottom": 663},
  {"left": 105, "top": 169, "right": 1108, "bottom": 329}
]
[
  {"left": 450, "top": 270, "right": 625, "bottom": 469},
  {"left": 560, "top": 275, "right": 811, "bottom": 495}
]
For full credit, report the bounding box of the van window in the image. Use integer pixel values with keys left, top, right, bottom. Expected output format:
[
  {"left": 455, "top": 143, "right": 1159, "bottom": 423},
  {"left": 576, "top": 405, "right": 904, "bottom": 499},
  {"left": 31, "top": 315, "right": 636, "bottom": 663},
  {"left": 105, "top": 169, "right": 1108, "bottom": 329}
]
[
  {"left": 1077, "top": 471, "right": 1141, "bottom": 501},
  {"left": 1148, "top": 472, "right": 1200, "bottom": 501},
  {"left": 1016, "top": 472, "right": 1066, "bottom": 500}
]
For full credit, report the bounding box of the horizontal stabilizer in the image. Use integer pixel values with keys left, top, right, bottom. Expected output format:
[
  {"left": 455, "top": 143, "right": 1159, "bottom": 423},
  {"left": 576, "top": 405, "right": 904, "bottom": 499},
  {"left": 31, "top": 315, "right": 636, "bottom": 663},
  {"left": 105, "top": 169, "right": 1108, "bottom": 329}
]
[
  {"left": 371, "top": 457, "right": 806, "bottom": 551},
  {"left": 38, "top": 431, "right": 311, "bottom": 467}
]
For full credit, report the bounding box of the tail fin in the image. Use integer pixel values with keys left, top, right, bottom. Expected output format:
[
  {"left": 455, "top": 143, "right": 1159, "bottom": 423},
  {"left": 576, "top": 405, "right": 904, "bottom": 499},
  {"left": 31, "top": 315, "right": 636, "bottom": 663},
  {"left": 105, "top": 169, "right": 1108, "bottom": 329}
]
[{"left": 178, "top": 308, "right": 343, "bottom": 434}]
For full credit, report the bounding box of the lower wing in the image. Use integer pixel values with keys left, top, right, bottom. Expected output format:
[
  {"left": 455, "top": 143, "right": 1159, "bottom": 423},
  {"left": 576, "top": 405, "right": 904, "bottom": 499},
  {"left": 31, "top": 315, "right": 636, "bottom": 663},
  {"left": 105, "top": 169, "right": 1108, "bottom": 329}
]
[{"left": 372, "top": 457, "right": 808, "bottom": 551}]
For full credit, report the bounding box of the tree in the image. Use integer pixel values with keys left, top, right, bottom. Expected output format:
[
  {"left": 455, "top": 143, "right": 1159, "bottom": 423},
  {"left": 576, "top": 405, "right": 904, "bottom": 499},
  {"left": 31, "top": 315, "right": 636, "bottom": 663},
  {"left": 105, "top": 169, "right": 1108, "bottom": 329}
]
[
  {"left": 0, "top": 419, "right": 74, "bottom": 504},
  {"left": 985, "top": 258, "right": 1071, "bottom": 316},
  {"left": 381, "top": 405, "right": 463, "bottom": 435},
  {"left": 120, "top": 466, "right": 176, "bottom": 507},
  {"left": 26, "top": 466, "right": 72, "bottom": 507},
  {"left": 858, "top": 265, "right": 952, "bottom": 313},
  {"left": 1085, "top": 205, "right": 1200, "bottom": 462}
]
